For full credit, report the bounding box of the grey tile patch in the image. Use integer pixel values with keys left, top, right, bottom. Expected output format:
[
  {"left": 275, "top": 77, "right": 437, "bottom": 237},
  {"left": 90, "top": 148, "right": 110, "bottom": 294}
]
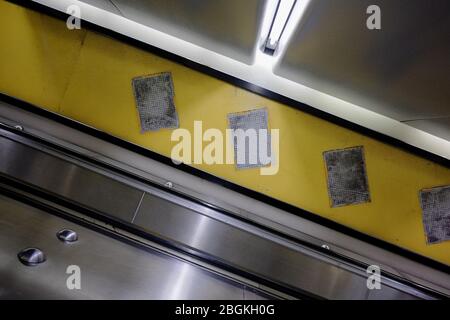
[
  {"left": 227, "top": 108, "right": 271, "bottom": 169},
  {"left": 132, "top": 72, "right": 179, "bottom": 132},
  {"left": 419, "top": 185, "right": 450, "bottom": 244},
  {"left": 324, "top": 146, "right": 370, "bottom": 207}
]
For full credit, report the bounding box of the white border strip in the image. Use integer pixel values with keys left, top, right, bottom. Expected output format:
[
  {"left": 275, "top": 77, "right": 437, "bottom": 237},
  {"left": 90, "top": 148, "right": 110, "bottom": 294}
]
[{"left": 33, "top": 0, "right": 450, "bottom": 160}]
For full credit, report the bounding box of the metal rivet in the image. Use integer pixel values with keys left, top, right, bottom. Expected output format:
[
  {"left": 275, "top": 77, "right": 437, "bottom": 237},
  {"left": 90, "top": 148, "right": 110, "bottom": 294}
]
[
  {"left": 57, "top": 229, "right": 78, "bottom": 243},
  {"left": 14, "top": 125, "right": 23, "bottom": 131},
  {"left": 165, "top": 181, "right": 173, "bottom": 188},
  {"left": 321, "top": 244, "right": 330, "bottom": 250},
  {"left": 18, "top": 248, "right": 46, "bottom": 266}
]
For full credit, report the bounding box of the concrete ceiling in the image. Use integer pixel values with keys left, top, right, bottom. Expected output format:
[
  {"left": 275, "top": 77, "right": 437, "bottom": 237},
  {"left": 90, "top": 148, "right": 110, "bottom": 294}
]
[
  {"left": 82, "top": 0, "right": 267, "bottom": 64},
  {"left": 275, "top": 0, "right": 450, "bottom": 139}
]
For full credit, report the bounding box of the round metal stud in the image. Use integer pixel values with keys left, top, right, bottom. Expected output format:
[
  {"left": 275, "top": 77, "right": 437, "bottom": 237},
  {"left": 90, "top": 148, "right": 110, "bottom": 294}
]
[
  {"left": 57, "top": 229, "right": 78, "bottom": 243},
  {"left": 165, "top": 181, "right": 174, "bottom": 188},
  {"left": 18, "top": 248, "right": 46, "bottom": 266}
]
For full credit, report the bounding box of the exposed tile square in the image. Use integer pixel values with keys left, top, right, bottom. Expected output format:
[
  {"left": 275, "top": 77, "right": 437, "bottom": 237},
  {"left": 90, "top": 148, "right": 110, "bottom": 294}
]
[
  {"left": 227, "top": 108, "right": 271, "bottom": 169},
  {"left": 324, "top": 146, "right": 370, "bottom": 207},
  {"left": 132, "top": 72, "right": 179, "bottom": 132},
  {"left": 419, "top": 185, "right": 450, "bottom": 244}
]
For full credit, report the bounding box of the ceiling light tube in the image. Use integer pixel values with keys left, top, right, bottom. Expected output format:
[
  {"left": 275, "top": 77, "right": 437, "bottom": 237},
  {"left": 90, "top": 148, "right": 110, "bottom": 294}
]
[{"left": 264, "top": 0, "right": 296, "bottom": 55}]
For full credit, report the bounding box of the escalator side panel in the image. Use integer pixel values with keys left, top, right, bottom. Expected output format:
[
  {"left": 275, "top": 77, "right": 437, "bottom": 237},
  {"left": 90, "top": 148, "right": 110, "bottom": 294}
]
[
  {"left": 134, "top": 193, "right": 415, "bottom": 299},
  {"left": 0, "top": 130, "right": 433, "bottom": 299},
  {"left": 0, "top": 136, "right": 143, "bottom": 222},
  {"left": 0, "top": 194, "right": 269, "bottom": 300}
]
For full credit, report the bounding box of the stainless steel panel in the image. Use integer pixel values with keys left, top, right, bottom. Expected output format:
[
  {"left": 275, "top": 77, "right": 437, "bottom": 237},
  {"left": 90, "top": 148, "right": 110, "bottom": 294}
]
[
  {"left": 104, "top": 0, "right": 267, "bottom": 64},
  {"left": 0, "top": 136, "right": 143, "bottom": 222},
  {"left": 275, "top": 0, "right": 450, "bottom": 122},
  {"left": 244, "top": 287, "right": 271, "bottom": 300},
  {"left": 133, "top": 193, "right": 417, "bottom": 299},
  {"left": 0, "top": 194, "right": 270, "bottom": 299}
]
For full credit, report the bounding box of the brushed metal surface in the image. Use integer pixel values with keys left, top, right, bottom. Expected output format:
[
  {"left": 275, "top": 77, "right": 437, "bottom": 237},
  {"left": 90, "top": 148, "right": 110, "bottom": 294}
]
[
  {"left": 0, "top": 194, "right": 271, "bottom": 299},
  {"left": 0, "top": 136, "right": 143, "bottom": 222},
  {"left": 133, "top": 193, "right": 417, "bottom": 299}
]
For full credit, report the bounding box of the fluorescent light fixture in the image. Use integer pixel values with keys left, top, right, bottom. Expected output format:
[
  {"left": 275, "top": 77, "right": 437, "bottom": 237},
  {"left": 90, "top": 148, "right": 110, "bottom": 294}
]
[
  {"left": 264, "top": 0, "right": 296, "bottom": 55},
  {"left": 255, "top": 0, "right": 310, "bottom": 69}
]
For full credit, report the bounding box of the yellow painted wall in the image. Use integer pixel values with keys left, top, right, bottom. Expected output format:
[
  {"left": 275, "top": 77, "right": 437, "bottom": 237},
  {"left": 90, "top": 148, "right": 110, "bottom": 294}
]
[{"left": 1, "top": 2, "right": 449, "bottom": 265}]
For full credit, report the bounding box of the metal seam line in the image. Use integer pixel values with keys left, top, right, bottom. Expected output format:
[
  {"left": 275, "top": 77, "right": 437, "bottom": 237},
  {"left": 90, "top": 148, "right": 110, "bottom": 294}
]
[
  {"left": 108, "top": 0, "right": 124, "bottom": 17},
  {"left": 131, "top": 191, "right": 145, "bottom": 223}
]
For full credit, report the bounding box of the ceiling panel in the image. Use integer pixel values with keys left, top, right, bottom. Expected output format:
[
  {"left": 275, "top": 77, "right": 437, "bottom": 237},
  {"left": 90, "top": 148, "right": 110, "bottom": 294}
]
[
  {"left": 103, "top": 0, "right": 268, "bottom": 64},
  {"left": 275, "top": 0, "right": 450, "bottom": 121},
  {"left": 406, "top": 118, "right": 450, "bottom": 141},
  {"left": 80, "top": 0, "right": 122, "bottom": 15}
]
